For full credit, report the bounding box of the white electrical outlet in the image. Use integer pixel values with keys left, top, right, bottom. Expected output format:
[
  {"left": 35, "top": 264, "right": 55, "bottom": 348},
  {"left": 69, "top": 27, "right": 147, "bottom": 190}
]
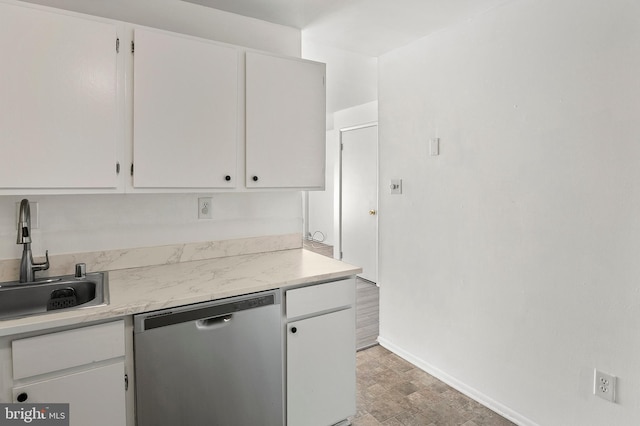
[
  {"left": 198, "top": 197, "right": 213, "bottom": 220},
  {"left": 594, "top": 369, "right": 616, "bottom": 403}
]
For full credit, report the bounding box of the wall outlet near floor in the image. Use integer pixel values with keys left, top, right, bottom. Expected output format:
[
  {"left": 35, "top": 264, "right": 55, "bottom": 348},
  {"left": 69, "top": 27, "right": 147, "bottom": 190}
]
[
  {"left": 594, "top": 369, "right": 616, "bottom": 403},
  {"left": 198, "top": 197, "right": 213, "bottom": 220}
]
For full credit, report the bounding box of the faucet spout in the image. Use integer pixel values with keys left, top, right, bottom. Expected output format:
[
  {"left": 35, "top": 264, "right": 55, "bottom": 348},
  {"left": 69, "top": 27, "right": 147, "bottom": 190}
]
[
  {"left": 17, "top": 199, "right": 32, "bottom": 245},
  {"left": 16, "top": 199, "right": 49, "bottom": 283}
]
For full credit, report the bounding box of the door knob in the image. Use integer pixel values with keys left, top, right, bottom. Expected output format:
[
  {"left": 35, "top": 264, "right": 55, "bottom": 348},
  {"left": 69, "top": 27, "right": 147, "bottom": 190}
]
[{"left": 369, "top": 210, "right": 377, "bottom": 215}]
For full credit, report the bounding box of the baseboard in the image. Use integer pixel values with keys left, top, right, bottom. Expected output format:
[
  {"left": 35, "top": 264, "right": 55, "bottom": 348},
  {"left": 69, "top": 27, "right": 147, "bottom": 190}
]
[{"left": 377, "top": 336, "right": 539, "bottom": 426}]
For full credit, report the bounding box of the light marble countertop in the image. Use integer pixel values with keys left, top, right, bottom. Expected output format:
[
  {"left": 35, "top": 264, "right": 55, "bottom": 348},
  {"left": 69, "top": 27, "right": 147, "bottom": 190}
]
[{"left": 0, "top": 249, "right": 361, "bottom": 336}]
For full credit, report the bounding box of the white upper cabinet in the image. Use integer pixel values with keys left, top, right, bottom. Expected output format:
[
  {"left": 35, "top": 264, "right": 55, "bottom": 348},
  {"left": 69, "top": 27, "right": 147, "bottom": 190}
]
[
  {"left": 246, "top": 52, "right": 326, "bottom": 189},
  {"left": 132, "top": 28, "right": 238, "bottom": 189},
  {"left": 0, "top": 2, "right": 120, "bottom": 191},
  {"left": 0, "top": 2, "right": 326, "bottom": 193}
]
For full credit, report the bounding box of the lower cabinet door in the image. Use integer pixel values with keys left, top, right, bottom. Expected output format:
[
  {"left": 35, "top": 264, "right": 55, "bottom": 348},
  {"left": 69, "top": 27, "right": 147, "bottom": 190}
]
[
  {"left": 12, "top": 362, "right": 126, "bottom": 426},
  {"left": 287, "top": 308, "right": 356, "bottom": 426}
]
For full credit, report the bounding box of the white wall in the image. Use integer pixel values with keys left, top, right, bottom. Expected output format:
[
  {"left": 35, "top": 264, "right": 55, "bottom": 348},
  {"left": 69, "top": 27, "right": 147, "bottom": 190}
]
[
  {"left": 0, "top": 1, "right": 304, "bottom": 262},
  {"left": 302, "top": 39, "right": 378, "bottom": 114},
  {"left": 18, "top": 0, "right": 300, "bottom": 56},
  {"left": 378, "top": 0, "right": 640, "bottom": 425},
  {"left": 0, "top": 193, "right": 302, "bottom": 260},
  {"left": 306, "top": 129, "right": 338, "bottom": 246},
  {"left": 301, "top": 36, "right": 377, "bottom": 249}
]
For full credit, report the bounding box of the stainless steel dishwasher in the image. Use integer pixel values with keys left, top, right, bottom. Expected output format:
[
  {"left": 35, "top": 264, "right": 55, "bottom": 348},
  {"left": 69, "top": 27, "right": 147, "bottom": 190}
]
[{"left": 133, "top": 290, "right": 284, "bottom": 426}]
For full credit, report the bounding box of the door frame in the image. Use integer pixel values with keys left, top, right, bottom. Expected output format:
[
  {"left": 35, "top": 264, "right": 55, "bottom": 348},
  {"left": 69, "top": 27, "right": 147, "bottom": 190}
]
[{"left": 338, "top": 122, "right": 378, "bottom": 282}]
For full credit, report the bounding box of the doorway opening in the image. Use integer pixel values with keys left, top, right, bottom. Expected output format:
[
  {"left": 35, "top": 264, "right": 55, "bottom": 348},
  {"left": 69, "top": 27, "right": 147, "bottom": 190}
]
[{"left": 339, "top": 123, "right": 378, "bottom": 284}]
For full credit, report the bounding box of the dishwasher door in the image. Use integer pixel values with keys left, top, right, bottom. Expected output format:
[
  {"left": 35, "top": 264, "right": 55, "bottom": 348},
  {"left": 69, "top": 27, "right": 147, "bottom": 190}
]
[{"left": 133, "top": 290, "right": 284, "bottom": 426}]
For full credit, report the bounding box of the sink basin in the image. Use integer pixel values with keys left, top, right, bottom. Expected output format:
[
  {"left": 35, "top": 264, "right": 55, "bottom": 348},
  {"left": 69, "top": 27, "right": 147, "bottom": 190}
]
[{"left": 0, "top": 272, "right": 108, "bottom": 321}]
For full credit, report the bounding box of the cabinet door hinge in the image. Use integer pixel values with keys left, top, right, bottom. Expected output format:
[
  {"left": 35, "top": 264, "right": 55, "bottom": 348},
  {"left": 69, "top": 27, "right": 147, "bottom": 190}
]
[
  {"left": 340, "top": 251, "right": 344, "bottom": 260},
  {"left": 124, "top": 373, "right": 129, "bottom": 391},
  {"left": 116, "top": 162, "right": 120, "bottom": 175},
  {"left": 131, "top": 41, "right": 135, "bottom": 53},
  {"left": 130, "top": 163, "right": 134, "bottom": 176},
  {"left": 116, "top": 37, "right": 120, "bottom": 53}
]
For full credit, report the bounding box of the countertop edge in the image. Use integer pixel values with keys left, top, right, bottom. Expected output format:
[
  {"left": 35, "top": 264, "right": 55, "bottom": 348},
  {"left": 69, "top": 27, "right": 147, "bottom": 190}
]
[{"left": 0, "top": 249, "right": 361, "bottom": 337}]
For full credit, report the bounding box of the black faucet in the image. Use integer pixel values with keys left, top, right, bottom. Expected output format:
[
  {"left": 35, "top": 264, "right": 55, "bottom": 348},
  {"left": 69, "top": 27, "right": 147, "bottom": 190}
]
[{"left": 16, "top": 199, "right": 49, "bottom": 283}]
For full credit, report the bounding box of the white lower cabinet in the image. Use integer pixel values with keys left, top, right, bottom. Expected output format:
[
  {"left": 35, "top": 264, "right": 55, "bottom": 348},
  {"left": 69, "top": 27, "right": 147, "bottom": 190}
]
[
  {"left": 9, "top": 321, "right": 126, "bottom": 426},
  {"left": 12, "top": 363, "right": 125, "bottom": 426},
  {"left": 285, "top": 279, "right": 356, "bottom": 426}
]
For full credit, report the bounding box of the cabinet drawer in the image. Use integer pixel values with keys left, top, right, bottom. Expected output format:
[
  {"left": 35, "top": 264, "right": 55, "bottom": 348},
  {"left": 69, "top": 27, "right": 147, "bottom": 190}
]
[
  {"left": 12, "top": 320, "right": 124, "bottom": 380},
  {"left": 286, "top": 279, "right": 355, "bottom": 319}
]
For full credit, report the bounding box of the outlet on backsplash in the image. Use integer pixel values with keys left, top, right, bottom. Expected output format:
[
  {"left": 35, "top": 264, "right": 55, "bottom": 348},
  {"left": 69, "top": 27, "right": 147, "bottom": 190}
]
[{"left": 198, "top": 197, "right": 213, "bottom": 220}]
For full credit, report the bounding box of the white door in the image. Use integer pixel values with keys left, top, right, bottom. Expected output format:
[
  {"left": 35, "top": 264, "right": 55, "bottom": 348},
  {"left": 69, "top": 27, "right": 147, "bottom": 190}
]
[{"left": 341, "top": 125, "right": 378, "bottom": 283}]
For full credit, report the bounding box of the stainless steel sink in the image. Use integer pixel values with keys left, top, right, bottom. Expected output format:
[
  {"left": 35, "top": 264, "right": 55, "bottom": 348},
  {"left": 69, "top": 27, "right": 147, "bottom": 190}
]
[{"left": 0, "top": 272, "right": 108, "bottom": 321}]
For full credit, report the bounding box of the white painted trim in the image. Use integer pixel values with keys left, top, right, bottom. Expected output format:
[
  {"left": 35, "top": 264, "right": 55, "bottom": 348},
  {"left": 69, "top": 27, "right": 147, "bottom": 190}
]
[
  {"left": 377, "top": 337, "right": 540, "bottom": 426},
  {"left": 339, "top": 121, "right": 378, "bottom": 133},
  {"left": 302, "top": 191, "right": 309, "bottom": 240}
]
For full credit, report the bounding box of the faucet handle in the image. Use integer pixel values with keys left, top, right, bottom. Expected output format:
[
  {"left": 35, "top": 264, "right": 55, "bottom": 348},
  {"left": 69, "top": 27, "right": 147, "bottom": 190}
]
[
  {"left": 32, "top": 250, "right": 50, "bottom": 272},
  {"left": 75, "top": 262, "right": 86, "bottom": 279}
]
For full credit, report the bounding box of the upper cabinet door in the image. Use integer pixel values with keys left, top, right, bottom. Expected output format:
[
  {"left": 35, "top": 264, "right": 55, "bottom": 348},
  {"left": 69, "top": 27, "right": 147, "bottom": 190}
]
[
  {"left": 0, "top": 3, "right": 119, "bottom": 190},
  {"left": 133, "top": 28, "right": 238, "bottom": 189},
  {"left": 246, "top": 52, "right": 326, "bottom": 189}
]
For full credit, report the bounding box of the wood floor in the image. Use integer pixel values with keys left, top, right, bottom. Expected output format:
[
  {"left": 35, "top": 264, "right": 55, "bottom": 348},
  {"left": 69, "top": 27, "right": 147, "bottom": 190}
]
[
  {"left": 355, "top": 277, "right": 379, "bottom": 350},
  {"left": 302, "top": 240, "right": 379, "bottom": 350}
]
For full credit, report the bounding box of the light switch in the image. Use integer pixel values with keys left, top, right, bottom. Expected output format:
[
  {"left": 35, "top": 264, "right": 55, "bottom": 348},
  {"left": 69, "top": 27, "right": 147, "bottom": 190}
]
[
  {"left": 430, "top": 138, "right": 440, "bottom": 156},
  {"left": 390, "top": 179, "right": 402, "bottom": 195}
]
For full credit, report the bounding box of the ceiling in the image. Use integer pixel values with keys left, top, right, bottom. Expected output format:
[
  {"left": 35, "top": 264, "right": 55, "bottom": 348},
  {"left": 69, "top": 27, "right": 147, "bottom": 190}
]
[{"left": 182, "top": 0, "right": 511, "bottom": 56}]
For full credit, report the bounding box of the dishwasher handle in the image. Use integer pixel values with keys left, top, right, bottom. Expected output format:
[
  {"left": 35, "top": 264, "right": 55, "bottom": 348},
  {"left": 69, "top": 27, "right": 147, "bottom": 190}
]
[
  {"left": 196, "top": 314, "right": 232, "bottom": 329},
  {"left": 134, "top": 291, "right": 279, "bottom": 333}
]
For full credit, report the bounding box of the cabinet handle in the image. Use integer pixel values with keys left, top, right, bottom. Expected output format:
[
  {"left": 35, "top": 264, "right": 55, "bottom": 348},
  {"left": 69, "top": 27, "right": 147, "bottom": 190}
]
[
  {"left": 225, "top": 175, "right": 231, "bottom": 181},
  {"left": 17, "top": 392, "right": 28, "bottom": 402},
  {"left": 290, "top": 326, "right": 297, "bottom": 334},
  {"left": 252, "top": 176, "right": 259, "bottom": 182}
]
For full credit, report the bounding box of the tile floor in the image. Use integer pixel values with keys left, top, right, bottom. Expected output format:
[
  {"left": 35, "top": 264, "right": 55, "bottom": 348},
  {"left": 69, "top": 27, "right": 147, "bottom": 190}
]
[
  {"left": 351, "top": 345, "right": 516, "bottom": 426},
  {"left": 303, "top": 243, "right": 514, "bottom": 425}
]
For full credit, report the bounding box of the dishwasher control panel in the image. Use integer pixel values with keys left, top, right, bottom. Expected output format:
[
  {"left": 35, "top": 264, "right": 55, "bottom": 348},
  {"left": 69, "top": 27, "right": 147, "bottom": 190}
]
[
  {"left": 233, "top": 295, "right": 273, "bottom": 310},
  {"left": 134, "top": 291, "right": 278, "bottom": 332}
]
